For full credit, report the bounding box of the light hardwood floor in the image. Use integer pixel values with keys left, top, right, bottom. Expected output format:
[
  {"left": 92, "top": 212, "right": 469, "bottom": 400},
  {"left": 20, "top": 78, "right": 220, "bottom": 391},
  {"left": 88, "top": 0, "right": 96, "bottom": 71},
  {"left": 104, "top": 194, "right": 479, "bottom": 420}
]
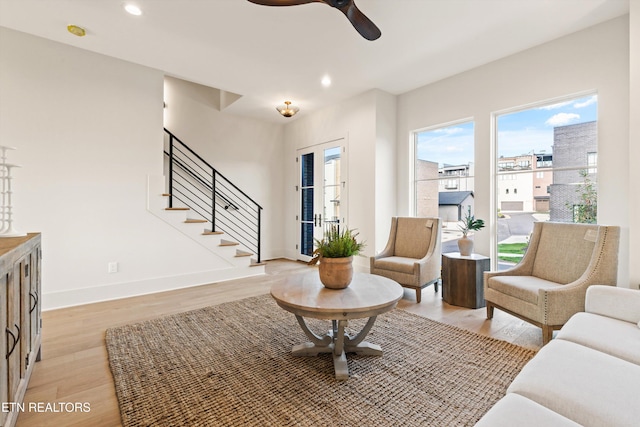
[{"left": 17, "top": 259, "right": 543, "bottom": 427}]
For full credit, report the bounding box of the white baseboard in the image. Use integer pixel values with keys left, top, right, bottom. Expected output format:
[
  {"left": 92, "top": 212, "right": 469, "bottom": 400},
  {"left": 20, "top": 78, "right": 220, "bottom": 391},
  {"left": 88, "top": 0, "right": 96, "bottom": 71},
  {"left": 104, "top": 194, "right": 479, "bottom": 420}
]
[{"left": 42, "top": 267, "right": 264, "bottom": 311}]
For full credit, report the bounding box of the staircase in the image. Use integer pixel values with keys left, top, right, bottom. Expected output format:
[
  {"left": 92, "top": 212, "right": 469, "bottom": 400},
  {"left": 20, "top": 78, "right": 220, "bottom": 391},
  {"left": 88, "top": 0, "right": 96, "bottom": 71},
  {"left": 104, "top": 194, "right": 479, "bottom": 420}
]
[{"left": 146, "top": 129, "right": 265, "bottom": 279}]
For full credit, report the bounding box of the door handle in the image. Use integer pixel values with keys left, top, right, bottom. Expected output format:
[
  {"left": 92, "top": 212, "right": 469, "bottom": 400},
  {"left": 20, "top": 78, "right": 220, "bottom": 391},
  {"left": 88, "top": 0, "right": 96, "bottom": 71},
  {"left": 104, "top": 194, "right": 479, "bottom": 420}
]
[
  {"left": 6, "top": 324, "right": 20, "bottom": 359},
  {"left": 30, "top": 290, "right": 39, "bottom": 313}
]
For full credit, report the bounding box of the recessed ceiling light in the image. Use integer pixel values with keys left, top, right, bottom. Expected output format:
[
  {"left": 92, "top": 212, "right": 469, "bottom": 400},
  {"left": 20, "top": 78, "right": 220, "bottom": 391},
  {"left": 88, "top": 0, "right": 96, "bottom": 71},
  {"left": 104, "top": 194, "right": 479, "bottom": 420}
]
[
  {"left": 124, "top": 4, "right": 142, "bottom": 16},
  {"left": 321, "top": 75, "right": 332, "bottom": 87}
]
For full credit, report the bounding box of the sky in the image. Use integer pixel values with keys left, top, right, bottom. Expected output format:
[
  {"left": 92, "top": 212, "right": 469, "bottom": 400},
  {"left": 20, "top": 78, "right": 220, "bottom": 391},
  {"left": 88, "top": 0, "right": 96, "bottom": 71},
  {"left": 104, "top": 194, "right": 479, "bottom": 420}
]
[{"left": 416, "top": 94, "right": 598, "bottom": 167}]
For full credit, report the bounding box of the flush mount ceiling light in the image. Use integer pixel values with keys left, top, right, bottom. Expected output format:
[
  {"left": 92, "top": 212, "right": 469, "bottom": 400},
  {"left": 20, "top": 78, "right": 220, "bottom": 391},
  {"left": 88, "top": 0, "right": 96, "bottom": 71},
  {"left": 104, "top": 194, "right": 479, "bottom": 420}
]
[
  {"left": 67, "top": 24, "right": 86, "bottom": 37},
  {"left": 124, "top": 3, "right": 143, "bottom": 16},
  {"left": 276, "top": 101, "right": 299, "bottom": 118}
]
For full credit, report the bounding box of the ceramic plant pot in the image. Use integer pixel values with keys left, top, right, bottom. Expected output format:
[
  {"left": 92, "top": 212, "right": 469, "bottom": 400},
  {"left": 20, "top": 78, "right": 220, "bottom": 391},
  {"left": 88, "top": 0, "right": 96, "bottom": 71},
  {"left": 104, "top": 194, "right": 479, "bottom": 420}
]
[
  {"left": 318, "top": 256, "right": 354, "bottom": 289},
  {"left": 458, "top": 236, "right": 474, "bottom": 256}
]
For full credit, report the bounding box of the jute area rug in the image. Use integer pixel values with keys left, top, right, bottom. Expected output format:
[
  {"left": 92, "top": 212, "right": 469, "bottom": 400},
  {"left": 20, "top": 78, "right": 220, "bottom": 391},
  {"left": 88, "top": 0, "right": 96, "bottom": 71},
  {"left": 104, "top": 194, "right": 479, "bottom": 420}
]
[{"left": 106, "top": 294, "right": 536, "bottom": 427}]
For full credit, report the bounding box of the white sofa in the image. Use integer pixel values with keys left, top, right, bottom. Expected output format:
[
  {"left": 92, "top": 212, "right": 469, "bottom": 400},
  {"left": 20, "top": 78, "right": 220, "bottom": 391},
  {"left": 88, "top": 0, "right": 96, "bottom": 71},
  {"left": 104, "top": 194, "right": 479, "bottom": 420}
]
[{"left": 476, "top": 285, "right": 640, "bottom": 427}]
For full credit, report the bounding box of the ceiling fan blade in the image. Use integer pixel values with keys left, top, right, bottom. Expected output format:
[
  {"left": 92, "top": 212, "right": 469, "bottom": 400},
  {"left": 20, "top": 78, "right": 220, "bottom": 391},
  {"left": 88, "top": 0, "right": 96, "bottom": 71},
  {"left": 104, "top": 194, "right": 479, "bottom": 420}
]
[
  {"left": 332, "top": 1, "right": 381, "bottom": 41},
  {"left": 247, "top": 0, "right": 381, "bottom": 41},
  {"left": 247, "top": 0, "right": 319, "bottom": 6}
]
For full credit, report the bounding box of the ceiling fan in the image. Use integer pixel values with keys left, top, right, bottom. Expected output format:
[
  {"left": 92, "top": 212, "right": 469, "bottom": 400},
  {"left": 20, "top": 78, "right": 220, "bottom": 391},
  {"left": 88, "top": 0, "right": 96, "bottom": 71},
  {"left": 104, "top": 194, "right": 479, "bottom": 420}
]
[{"left": 247, "top": 0, "right": 381, "bottom": 41}]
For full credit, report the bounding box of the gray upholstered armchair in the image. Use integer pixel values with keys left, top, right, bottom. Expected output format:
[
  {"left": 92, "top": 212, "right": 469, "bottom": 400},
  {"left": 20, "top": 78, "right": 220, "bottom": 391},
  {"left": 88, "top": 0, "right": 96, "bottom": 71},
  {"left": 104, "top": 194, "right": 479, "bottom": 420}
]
[
  {"left": 370, "top": 217, "right": 441, "bottom": 303},
  {"left": 484, "top": 221, "right": 620, "bottom": 345}
]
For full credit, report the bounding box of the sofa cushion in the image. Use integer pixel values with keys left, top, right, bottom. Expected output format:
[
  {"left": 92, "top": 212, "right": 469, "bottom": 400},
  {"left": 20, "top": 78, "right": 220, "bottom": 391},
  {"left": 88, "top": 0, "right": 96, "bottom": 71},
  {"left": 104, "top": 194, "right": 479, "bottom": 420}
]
[
  {"left": 507, "top": 339, "right": 640, "bottom": 427},
  {"left": 556, "top": 312, "right": 640, "bottom": 365},
  {"left": 586, "top": 285, "right": 640, "bottom": 324},
  {"left": 373, "top": 256, "right": 416, "bottom": 275},
  {"left": 487, "top": 275, "right": 562, "bottom": 304},
  {"left": 475, "top": 394, "right": 581, "bottom": 427}
]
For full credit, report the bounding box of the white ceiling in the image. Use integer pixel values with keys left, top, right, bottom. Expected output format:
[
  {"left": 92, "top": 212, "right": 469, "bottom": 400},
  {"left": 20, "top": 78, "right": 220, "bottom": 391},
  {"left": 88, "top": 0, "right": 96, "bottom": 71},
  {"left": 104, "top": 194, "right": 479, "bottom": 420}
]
[{"left": 0, "top": 0, "right": 629, "bottom": 123}]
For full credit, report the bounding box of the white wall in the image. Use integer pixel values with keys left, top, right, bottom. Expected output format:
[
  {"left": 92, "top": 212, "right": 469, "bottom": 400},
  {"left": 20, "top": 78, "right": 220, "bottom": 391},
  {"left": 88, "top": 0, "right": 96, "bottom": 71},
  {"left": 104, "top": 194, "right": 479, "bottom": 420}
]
[
  {"left": 630, "top": 1, "right": 640, "bottom": 289},
  {"left": 396, "top": 16, "right": 632, "bottom": 286},
  {"left": 0, "top": 28, "right": 252, "bottom": 309},
  {"left": 283, "top": 90, "right": 396, "bottom": 270},
  {"left": 374, "top": 91, "right": 398, "bottom": 253},
  {"left": 163, "top": 76, "right": 286, "bottom": 260}
]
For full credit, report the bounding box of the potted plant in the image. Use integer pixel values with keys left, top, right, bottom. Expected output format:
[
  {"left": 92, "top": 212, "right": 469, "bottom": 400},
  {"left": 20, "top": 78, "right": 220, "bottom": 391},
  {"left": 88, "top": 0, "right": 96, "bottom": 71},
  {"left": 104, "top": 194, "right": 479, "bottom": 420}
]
[
  {"left": 308, "top": 225, "right": 365, "bottom": 289},
  {"left": 458, "top": 206, "right": 485, "bottom": 256}
]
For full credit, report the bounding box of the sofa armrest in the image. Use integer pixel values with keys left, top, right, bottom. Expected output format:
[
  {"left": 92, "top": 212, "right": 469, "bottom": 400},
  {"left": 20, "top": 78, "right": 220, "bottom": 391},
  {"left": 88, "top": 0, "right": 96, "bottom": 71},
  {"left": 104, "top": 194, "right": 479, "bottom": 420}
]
[{"left": 585, "top": 285, "right": 640, "bottom": 324}]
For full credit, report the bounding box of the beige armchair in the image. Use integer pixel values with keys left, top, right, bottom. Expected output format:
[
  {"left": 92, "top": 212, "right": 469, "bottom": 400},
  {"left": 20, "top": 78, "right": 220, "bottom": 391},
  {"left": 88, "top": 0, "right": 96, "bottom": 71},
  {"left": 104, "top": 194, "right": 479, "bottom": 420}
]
[
  {"left": 484, "top": 221, "right": 620, "bottom": 345},
  {"left": 370, "top": 217, "right": 441, "bottom": 303}
]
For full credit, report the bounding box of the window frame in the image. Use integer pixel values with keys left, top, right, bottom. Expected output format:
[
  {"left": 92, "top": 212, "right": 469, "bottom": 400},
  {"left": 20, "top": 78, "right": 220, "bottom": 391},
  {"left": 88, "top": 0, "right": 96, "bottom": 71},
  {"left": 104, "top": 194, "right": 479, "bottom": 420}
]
[{"left": 412, "top": 118, "right": 475, "bottom": 219}]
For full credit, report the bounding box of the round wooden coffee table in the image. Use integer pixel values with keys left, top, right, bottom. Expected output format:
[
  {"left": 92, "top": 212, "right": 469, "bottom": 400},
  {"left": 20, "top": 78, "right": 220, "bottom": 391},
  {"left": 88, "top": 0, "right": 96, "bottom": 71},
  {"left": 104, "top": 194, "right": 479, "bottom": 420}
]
[{"left": 270, "top": 271, "right": 403, "bottom": 380}]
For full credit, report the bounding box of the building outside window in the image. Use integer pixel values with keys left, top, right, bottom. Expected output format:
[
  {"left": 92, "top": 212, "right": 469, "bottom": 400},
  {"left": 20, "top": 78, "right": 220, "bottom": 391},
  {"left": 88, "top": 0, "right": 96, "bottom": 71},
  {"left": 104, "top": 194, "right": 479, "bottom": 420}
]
[
  {"left": 496, "top": 94, "right": 598, "bottom": 269},
  {"left": 415, "top": 121, "right": 475, "bottom": 254}
]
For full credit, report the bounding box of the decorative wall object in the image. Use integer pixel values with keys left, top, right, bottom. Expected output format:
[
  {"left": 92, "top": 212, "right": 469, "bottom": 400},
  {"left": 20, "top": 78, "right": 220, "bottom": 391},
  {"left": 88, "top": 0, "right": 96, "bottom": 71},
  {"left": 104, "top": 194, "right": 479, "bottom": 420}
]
[{"left": 0, "top": 145, "right": 26, "bottom": 238}]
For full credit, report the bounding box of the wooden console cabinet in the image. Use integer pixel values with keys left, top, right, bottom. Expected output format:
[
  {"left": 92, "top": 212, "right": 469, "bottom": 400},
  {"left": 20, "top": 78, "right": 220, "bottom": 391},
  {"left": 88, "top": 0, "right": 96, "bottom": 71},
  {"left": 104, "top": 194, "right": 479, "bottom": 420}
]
[
  {"left": 0, "top": 234, "right": 42, "bottom": 427},
  {"left": 442, "top": 252, "right": 490, "bottom": 309}
]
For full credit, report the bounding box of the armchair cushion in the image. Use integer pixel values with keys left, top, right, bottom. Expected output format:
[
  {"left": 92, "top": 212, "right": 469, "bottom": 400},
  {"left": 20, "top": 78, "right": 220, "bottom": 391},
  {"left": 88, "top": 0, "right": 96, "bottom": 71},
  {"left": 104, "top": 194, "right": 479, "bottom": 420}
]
[
  {"left": 531, "top": 223, "right": 599, "bottom": 284},
  {"left": 373, "top": 256, "right": 417, "bottom": 275},
  {"left": 487, "top": 276, "right": 562, "bottom": 305},
  {"left": 393, "top": 218, "right": 434, "bottom": 259}
]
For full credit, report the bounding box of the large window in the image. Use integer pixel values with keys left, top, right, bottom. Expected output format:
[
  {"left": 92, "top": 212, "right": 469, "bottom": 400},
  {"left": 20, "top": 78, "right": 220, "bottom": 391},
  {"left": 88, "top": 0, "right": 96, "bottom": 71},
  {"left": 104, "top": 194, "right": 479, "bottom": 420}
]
[
  {"left": 496, "top": 94, "right": 598, "bottom": 268},
  {"left": 415, "top": 121, "right": 475, "bottom": 254}
]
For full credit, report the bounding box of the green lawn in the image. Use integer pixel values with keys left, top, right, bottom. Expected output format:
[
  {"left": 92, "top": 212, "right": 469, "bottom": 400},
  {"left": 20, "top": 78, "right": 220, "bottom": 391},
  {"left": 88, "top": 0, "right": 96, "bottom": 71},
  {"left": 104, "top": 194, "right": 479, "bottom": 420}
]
[{"left": 497, "top": 242, "right": 528, "bottom": 263}]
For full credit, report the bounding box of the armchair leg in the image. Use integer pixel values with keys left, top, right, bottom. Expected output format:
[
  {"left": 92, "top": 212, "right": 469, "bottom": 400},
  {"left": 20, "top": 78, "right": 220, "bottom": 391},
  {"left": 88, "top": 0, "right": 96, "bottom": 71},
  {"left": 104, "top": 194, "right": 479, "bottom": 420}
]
[
  {"left": 415, "top": 288, "right": 422, "bottom": 304},
  {"left": 486, "top": 303, "right": 494, "bottom": 319},
  {"left": 542, "top": 325, "right": 553, "bottom": 345},
  {"left": 434, "top": 279, "right": 439, "bottom": 293}
]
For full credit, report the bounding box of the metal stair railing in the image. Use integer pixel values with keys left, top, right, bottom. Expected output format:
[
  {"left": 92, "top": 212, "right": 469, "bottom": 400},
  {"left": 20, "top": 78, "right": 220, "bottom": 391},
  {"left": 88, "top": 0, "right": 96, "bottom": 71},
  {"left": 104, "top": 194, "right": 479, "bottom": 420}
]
[{"left": 164, "top": 128, "right": 262, "bottom": 262}]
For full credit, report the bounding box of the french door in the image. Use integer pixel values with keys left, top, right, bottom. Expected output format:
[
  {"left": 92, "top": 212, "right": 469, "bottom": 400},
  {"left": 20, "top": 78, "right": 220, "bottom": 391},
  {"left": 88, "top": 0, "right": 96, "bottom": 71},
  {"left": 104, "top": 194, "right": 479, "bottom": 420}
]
[{"left": 297, "top": 139, "right": 348, "bottom": 261}]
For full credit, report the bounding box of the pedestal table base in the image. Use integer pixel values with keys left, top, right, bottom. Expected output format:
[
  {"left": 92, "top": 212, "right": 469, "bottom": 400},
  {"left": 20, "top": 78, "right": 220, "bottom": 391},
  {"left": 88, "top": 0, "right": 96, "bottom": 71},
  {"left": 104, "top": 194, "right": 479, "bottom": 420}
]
[{"left": 291, "top": 315, "right": 382, "bottom": 380}]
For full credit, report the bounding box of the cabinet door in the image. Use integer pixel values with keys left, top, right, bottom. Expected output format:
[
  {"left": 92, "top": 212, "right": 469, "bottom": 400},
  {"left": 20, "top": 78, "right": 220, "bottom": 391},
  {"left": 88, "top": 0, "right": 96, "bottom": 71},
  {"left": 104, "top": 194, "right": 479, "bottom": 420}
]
[
  {"left": 20, "top": 253, "right": 32, "bottom": 375},
  {"left": 7, "top": 264, "right": 21, "bottom": 401},
  {"left": 1, "top": 272, "right": 8, "bottom": 427},
  {"left": 30, "top": 245, "right": 41, "bottom": 353}
]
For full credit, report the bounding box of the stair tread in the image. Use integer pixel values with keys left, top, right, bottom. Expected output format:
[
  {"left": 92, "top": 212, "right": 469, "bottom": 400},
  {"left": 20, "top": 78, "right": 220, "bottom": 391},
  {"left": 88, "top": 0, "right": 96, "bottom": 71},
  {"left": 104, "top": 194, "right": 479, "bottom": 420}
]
[
  {"left": 184, "top": 219, "right": 208, "bottom": 223},
  {"left": 219, "top": 239, "right": 239, "bottom": 246},
  {"left": 202, "top": 230, "right": 224, "bottom": 235},
  {"left": 235, "top": 250, "right": 252, "bottom": 257},
  {"left": 166, "top": 207, "right": 189, "bottom": 211},
  {"left": 250, "top": 261, "right": 267, "bottom": 266}
]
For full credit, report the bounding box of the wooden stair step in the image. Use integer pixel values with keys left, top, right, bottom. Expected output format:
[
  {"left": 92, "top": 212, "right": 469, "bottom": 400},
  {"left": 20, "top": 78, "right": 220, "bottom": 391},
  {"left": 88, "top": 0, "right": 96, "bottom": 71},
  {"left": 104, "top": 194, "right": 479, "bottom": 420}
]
[
  {"left": 219, "top": 239, "right": 239, "bottom": 247},
  {"left": 184, "top": 218, "right": 208, "bottom": 223},
  {"left": 202, "top": 230, "right": 224, "bottom": 235},
  {"left": 235, "top": 250, "right": 252, "bottom": 257},
  {"left": 165, "top": 207, "right": 189, "bottom": 211},
  {"left": 250, "top": 260, "right": 267, "bottom": 267},
  {"left": 162, "top": 193, "right": 171, "bottom": 197}
]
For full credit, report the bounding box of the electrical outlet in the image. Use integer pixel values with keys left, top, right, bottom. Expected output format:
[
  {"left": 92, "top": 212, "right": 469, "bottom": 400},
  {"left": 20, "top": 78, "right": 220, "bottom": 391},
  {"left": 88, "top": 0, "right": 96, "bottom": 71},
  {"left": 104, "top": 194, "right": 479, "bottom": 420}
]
[{"left": 108, "top": 262, "right": 118, "bottom": 273}]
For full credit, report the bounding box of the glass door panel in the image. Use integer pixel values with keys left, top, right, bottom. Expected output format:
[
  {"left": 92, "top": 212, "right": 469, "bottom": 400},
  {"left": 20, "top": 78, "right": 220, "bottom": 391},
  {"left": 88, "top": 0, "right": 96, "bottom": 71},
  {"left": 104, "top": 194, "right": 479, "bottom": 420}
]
[
  {"left": 297, "top": 140, "right": 347, "bottom": 261},
  {"left": 323, "top": 146, "right": 341, "bottom": 229},
  {"left": 300, "top": 152, "right": 315, "bottom": 257}
]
